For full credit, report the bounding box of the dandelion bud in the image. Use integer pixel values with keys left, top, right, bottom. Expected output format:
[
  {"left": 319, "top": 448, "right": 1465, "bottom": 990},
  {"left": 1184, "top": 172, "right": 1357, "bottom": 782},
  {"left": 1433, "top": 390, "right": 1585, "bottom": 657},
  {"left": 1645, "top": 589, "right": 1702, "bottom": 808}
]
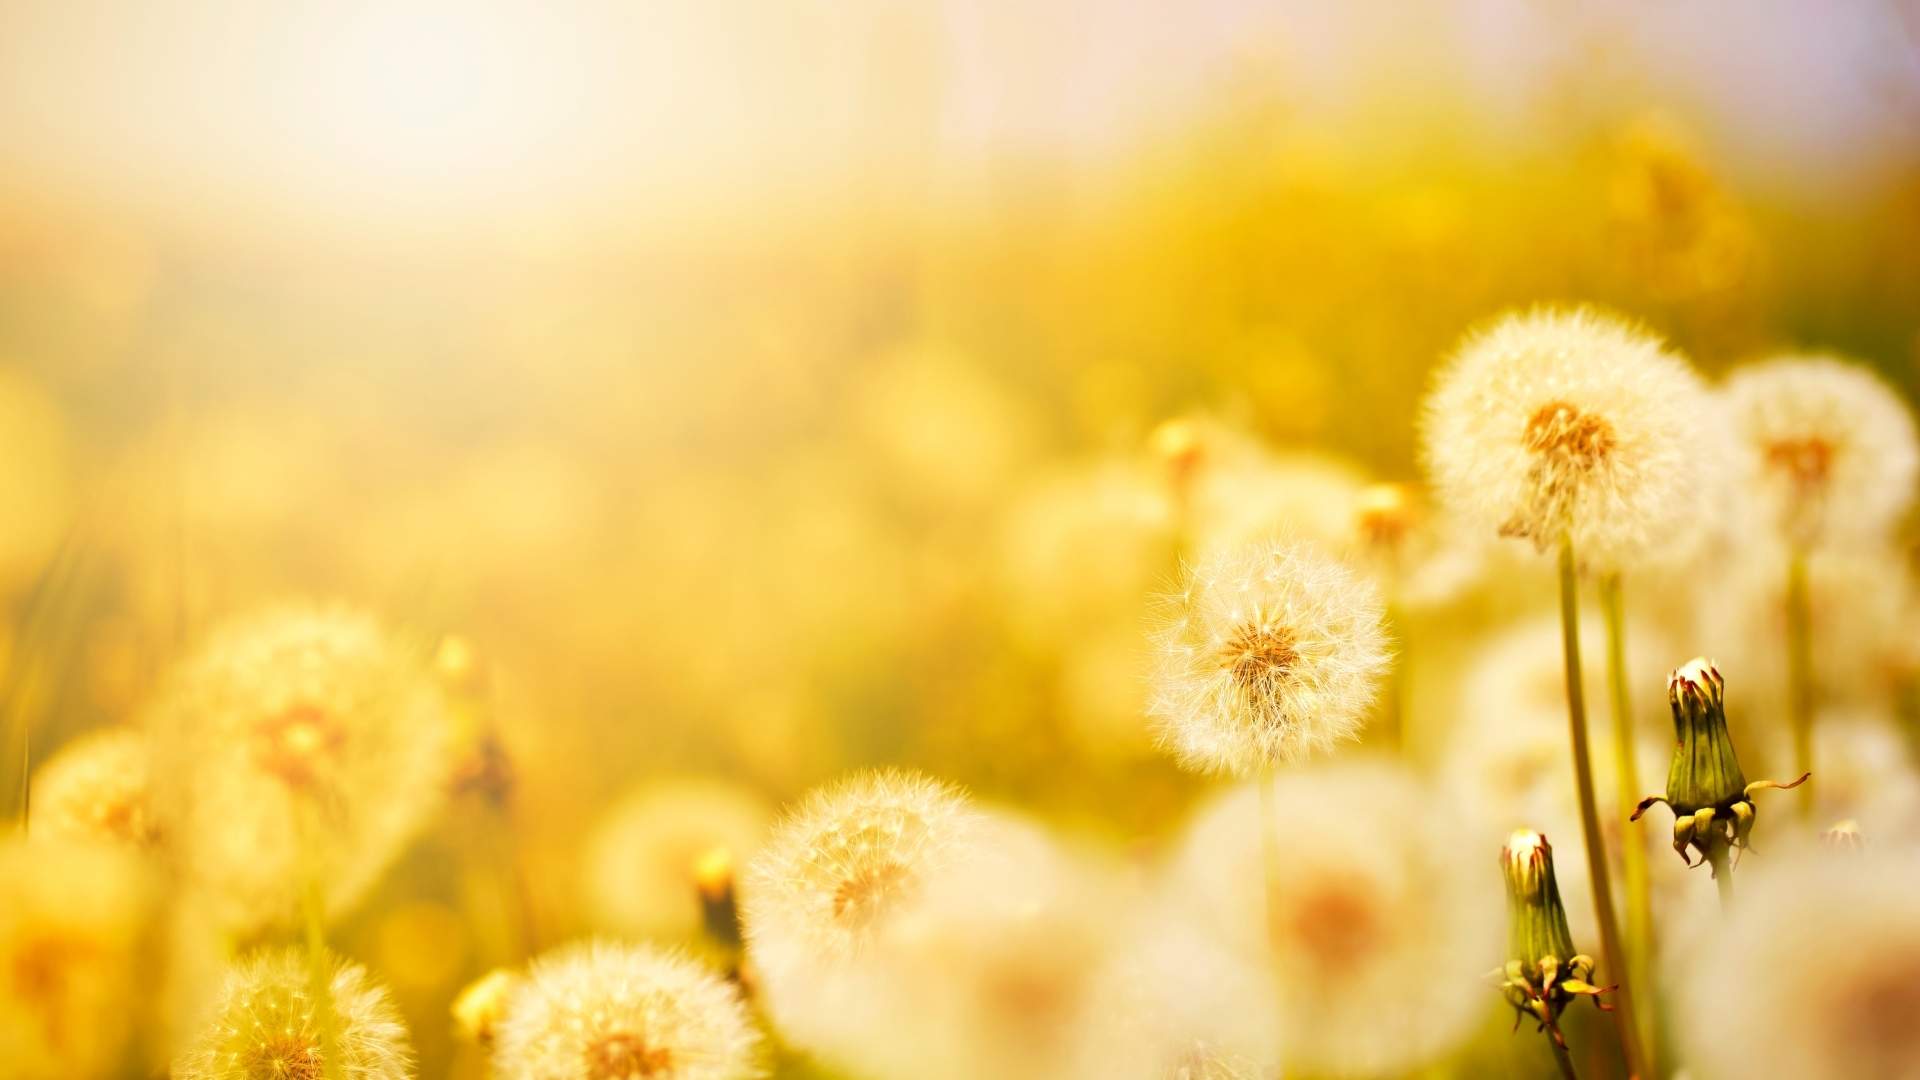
[
  {"left": 451, "top": 968, "right": 520, "bottom": 1047},
  {"left": 1353, "top": 482, "right": 1420, "bottom": 555},
  {"left": 1632, "top": 658, "right": 1808, "bottom": 873},
  {"left": 1496, "top": 831, "right": 1609, "bottom": 1044},
  {"left": 1148, "top": 418, "right": 1206, "bottom": 495},
  {"left": 693, "top": 847, "right": 742, "bottom": 952}
]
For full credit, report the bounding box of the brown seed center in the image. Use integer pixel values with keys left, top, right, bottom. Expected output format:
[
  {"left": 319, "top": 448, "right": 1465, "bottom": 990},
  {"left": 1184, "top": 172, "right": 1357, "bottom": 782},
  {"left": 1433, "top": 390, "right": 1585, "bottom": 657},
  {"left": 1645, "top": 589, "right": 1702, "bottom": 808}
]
[
  {"left": 586, "top": 1032, "right": 674, "bottom": 1079},
  {"left": 1219, "top": 623, "right": 1299, "bottom": 690},
  {"left": 1524, "top": 400, "right": 1616, "bottom": 469},
  {"left": 252, "top": 702, "right": 347, "bottom": 790},
  {"left": 1764, "top": 436, "right": 1834, "bottom": 490},
  {"left": 1280, "top": 877, "right": 1382, "bottom": 974},
  {"left": 242, "top": 1032, "right": 323, "bottom": 1080},
  {"left": 831, "top": 861, "right": 912, "bottom": 930}
]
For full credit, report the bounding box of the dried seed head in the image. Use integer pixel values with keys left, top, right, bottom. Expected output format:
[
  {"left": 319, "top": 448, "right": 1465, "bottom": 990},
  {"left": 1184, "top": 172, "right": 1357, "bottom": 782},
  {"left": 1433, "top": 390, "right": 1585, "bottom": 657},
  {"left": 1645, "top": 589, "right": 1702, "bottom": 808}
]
[{"left": 174, "top": 948, "right": 413, "bottom": 1080}]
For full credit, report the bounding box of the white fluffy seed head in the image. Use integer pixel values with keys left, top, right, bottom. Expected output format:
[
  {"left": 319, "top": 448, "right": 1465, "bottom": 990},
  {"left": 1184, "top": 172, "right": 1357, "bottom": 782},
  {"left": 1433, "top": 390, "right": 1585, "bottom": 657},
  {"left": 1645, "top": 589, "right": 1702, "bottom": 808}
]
[
  {"left": 174, "top": 947, "right": 414, "bottom": 1080},
  {"left": 1674, "top": 848, "right": 1920, "bottom": 1079},
  {"left": 30, "top": 728, "right": 159, "bottom": 850},
  {"left": 1422, "top": 307, "right": 1713, "bottom": 569},
  {"left": 1161, "top": 763, "right": 1501, "bottom": 1075},
  {"left": 147, "top": 605, "right": 454, "bottom": 935},
  {"left": 1149, "top": 541, "right": 1390, "bottom": 776},
  {"left": 740, "top": 769, "right": 980, "bottom": 1058},
  {"left": 491, "top": 941, "right": 759, "bottom": 1080},
  {"left": 1721, "top": 354, "right": 1919, "bottom": 550}
]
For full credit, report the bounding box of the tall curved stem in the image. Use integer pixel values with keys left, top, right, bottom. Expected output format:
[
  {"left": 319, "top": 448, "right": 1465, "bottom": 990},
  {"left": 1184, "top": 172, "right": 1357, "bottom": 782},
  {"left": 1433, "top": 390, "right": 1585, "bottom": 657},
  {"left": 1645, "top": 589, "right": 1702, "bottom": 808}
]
[{"left": 1599, "top": 573, "right": 1657, "bottom": 1067}]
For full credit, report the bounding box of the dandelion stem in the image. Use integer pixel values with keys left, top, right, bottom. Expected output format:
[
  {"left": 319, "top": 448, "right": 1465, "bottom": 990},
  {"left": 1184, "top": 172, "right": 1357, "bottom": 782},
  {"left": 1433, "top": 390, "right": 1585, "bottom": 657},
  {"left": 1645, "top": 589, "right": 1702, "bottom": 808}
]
[
  {"left": 1785, "top": 548, "right": 1815, "bottom": 819},
  {"left": 1707, "top": 846, "right": 1735, "bottom": 910},
  {"left": 1548, "top": 1034, "right": 1580, "bottom": 1080},
  {"left": 1257, "top": 767, "right": 1282, "bottom": 957},
  {"left": 1556, "top": 538, "right": 1649, "bottom": 1080},
  {"left": 298, "top": 815, "right": 346, "bottom": 1080},
  {"left": 1598, "top": 573, "right": 1656, "bottom": 1065}
]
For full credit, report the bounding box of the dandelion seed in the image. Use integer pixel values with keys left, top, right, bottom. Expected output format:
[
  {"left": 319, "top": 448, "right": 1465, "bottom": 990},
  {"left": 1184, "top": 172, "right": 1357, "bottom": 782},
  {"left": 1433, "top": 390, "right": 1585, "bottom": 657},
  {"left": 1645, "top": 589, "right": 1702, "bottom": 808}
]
[
  {"left": 491, "top": 941, "right": 758, "bottom": 1080},
  {"left": 30, "top": 728, "right": 159, "bottom": 849},
  {"left": 740, "top": 769, "right": 979, "bottom": 1063},
  {"left": 1721, "top": 355, "right": 1918, "bottom": 550},
  {"left": 1422, "top": 306, "right": 1711, "bottom": 570},
  {"left": 1149, "top": 541, "right": 1390, "bottom": 776},
  {"left": 174, "top": 948, "right": 413, "bottom": 1080},
  {"left": 0, "top": 837, "right": 152, "bottom": 1080},
  {"left": 147, "top": 605, "right": 454, "bottom": 935},
  {"left": 1162, "top": 764, "right": 1501, "bottom": 1075}
]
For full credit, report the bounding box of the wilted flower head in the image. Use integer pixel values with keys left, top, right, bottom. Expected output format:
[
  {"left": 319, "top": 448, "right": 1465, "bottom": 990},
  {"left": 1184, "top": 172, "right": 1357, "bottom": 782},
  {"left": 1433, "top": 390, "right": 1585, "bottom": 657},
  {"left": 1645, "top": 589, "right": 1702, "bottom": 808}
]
[
  {"left": 492, "top": 941, "right": 758, "bottom": 1080},
  {"left": 1632, "top": 658, "right": 1808, "bottom": 873},
  {"left": 1676, "top": 849, "right": 1920, "bottom": 1078},
  {"left": 175, "top": 948, "right": 413, "bottom": 1080},
  {"left": 1163, "top": 764, "right": 1501, "bottom": 1075},
  {"left": 1722, "top": 355, "right": 1919, "bottom": 549},
  {"left": 30, "top": 728, "right": 158, "bottom": 849},
  {"left": 582, "top": 777, "right": 771, "bottom": 942},
  {"left": 741, "top": 769, "right": 979, "bottom": 1056},
  {"left": 1496, "top": 831, "right": 1611, "bottom": 1047},
  {"left": 148, "top": 605, "right": 453, "bottom": 934},
  {"left": 1150, "top": 541, "right": 1390, "bottom": 775},
  {"left": 0, "top": 838, "right": 152, "bottom": 1080},
  {"left": 1422, "top": 307, "right": 1711, "bottom": 568}
]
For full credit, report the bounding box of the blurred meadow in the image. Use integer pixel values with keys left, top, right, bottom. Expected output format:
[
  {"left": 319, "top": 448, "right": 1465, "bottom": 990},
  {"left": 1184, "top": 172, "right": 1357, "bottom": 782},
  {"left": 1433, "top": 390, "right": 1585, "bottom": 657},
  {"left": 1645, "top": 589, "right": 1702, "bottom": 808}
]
[{"left": 3, "top": 2, "right": 1920, "bottom": 1078}]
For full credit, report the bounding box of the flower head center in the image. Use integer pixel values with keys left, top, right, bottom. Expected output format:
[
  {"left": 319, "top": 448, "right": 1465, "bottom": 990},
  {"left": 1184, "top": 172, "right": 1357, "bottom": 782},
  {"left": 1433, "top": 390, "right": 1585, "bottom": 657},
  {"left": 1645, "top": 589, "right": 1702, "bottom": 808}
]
[
  {"left": 252, "top": 702, "right": 347, "bottom": 790},
  {"left": 1219, "top": 622, "right": 1299, "bottom": 691},
  {"left": 831, "top": 860, "right": 912, "bottom": 930},
  {"left": 241, "top": 1032, "right": 324, "bottom": 1080},
  {"left": 586, "top": 1032, "right": 674, "bottom": 1079},
  {"left": 1279, "top": 877, "right": 1382, "bottom": 974},
  {"left": 1763, "top": 435, "right": 1835, "bottom": 491},
  {"left": 1523, "top": 400, "right": 1616, "bottom": 470}
]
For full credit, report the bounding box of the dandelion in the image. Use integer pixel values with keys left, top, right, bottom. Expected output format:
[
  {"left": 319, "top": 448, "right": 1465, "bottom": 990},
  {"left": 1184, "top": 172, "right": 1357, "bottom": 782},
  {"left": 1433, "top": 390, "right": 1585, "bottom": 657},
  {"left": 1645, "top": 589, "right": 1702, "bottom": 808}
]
[
  {"left": 1497, "top": 831, "right": 1612, "bottom": 1079},
  {"left": 491, "top": 941, "right": 759, "bottom": 1080},
  {"left": 451, "top": 968, "right": 520, "bottom": 1048},
  {"left": 146, "top": 604, "right": 453, "bottom": 934},
  {"left": 1149, "top": 540, "right": 1390, "bottom": 776},
  {"left": 0, "top": 837, "right": 152, "bottom": 1080},
  {"left": 1674, "top": 848, "right": 1920, "bottom": 1079},
  {"left": 174, "top": 948, "right": 413, "bottom": 1080},
  {"left": 1631, "top": 659, "right": 1808, "bottom": 906},
  {"left": 1161, "top": 764, "right": 1501, "bottom": 1075},
  {"left": 582, "top": 777, "right": 772, "bottom": 942},
  {"left": 29, "top": 727, "right": 158, "bottom": 849},
  {"left": 740, "top": 769, "right": 979, "bottom": 1063}
]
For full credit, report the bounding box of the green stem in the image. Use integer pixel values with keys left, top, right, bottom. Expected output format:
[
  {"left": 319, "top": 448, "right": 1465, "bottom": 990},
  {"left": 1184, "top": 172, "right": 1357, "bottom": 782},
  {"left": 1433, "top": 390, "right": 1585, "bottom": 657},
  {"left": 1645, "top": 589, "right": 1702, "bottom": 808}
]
[
  {"left": 1556, "top": 540, "right": 1649, "bottom": 1080},
  {"left": 1549, "top": 1035, "right": 1580, "bottom": 1080},
  {"left": 1257, "top": 768, "right": 1282, "bottom": 956},
  {"left": 298, "top": 822, "right": 346, "bottom": 1080},
  {"left": 1706, "top": 846, "right": 1735, "bottom": 911},
  {"left": 1785, "top": 549, "right": 1815, "bottom": 819},
  {"left": 1598, "top": 574, "right": 1656, "bottom": 1067}
]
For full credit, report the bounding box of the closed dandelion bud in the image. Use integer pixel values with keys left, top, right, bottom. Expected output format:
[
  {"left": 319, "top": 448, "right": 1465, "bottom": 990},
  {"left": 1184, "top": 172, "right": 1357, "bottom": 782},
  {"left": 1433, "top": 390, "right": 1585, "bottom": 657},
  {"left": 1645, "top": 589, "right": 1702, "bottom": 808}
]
[
  {"left": 1497, "top": 831, "right": 1610, "bottom": 1045},
  {"left": 451, "top": 968, "right": 520, "bottom": 1047},
  {"left": 1632, "top": 658, "right": 1808, "bottom": 874},
  {"left": 693, "top": 847, "right": 742, "bottom": 952}
]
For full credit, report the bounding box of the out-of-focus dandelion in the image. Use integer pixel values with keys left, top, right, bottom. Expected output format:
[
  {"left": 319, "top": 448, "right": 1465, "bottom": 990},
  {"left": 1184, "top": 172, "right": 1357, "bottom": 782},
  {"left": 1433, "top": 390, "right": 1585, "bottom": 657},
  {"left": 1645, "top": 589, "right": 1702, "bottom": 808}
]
[
  {"left": 1631, "top": 659, "right": 1808, "bottom": 906},
  {"left": 491, "top": 941, "right": 759, "bottom": 1080},
  {"left": 1149, "top": 540, "right": 1390, "bottom": 776},
  {"left": 1674, "top": 849, "right": 1920, "bottom": 1079},
  {"left": 146, "top": 605, "right": 453, "bottom": 934},
  {"left": 0, "top": 837, "right": 152, "bottom": 1080},
  {"left": 29, "top": 727, "right": 158, "bottom": 849},
  {"left": 1423, "top": 306, "right": 1708, "bottom": 1080},
  {"left": 174, "top": 948, "right": 413, "bottom": 1080},
  {"left": 740, "top": 769, "right": 979, "bottom": 1064},
  {"left": 450, "top": 968, "right": 520, "bottom": 1048},
  {"left": 1821, "top": 819, "right": 1865, "bottom": 851},
  {"left": 1722, "top": 355, "right": 1919, "bottom": 800},
  {"left": 582, "top": 777, "right": 771, "bottom": 942},
  {"left": 1497, "top": 830, "right": 1612, "bottom": 1079},
  {"left": 1162, "top": 764, "right": 1501, "bottom": 1076}
]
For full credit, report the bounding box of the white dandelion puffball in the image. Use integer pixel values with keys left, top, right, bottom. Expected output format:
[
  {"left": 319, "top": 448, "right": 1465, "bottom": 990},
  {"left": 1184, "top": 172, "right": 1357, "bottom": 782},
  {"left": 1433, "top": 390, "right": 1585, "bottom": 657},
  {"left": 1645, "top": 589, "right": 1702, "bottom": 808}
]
[
  {"left": 1722, "top": 354, "right": 1918, "bottom": 550},
  {"left": 492, "top": 941, "right": 759, "bottom": 1080},
  {"left": 30, "top": 728, "right": 159, "bottom": 850},
  {"left": 1162, "top": 763, "right": 1502, "bottom": 1076},
  {"left": 174, "top": 948, "right": 414, "bottom": 1080},
  {"left": 1150, "top": 541, "right": 1390, "bottom": 776},
  {"left": 740, "top": 769, "right": 981, "bottom": 1062},
  {"left": 147, "top": 605, "right": 454, "bottom": 935},
  {"left": 1423, "top": 307, "right": 1712, "bottom": 569},
  {"left": 1675, "top": 847, "right": 1920, "bottom": 1079}
]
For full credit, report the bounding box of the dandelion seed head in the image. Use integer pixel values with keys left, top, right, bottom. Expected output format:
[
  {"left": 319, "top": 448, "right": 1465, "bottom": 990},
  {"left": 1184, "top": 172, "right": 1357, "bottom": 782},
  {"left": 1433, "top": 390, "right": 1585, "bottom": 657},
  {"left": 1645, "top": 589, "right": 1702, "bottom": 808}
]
[
  {"left": 1149, "top": 541, "right": 1390, "bottom": 776},
  {"left": 147, "top": 604, "right": 454, "bottom": 935},
  {"left": 1163, "top": 764, "right": 1501, "bottom": 1075},
  {"left": 1676, "top": 850, "right": 1920, "bottom": 1079},
  {"left": 174, "top": 947, "right": 412, "bottom": 1080},
  {"left": 1723, "top": 355, "right": 1918, "bottom": 549},
  {"left": 491, "top": 941, "right": 758, "bottom": 1080},
  {"left": 30, "top": 728, "right": 159, "bottom": 850},
  {"left": 1422, "top": 307, "right": 1711, "bottom": 568},
  {"left": 0, "top": 837, "right": 152, "bottom": 1080},
  {"left": 582, "top": 777, "right": 772, "bottom": 941}
]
